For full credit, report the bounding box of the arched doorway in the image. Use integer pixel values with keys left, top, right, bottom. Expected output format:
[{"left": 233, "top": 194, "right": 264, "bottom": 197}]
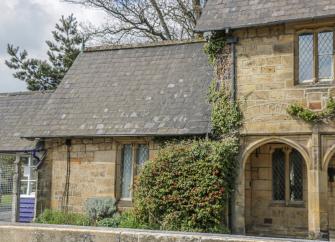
[{"left": 244, "top": 141, "right": 309, "bottom": 237}]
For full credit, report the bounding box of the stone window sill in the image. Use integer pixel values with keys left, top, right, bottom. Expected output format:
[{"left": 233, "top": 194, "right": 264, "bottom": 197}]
[
  {"left": 270, "top": 201, "right": 305, "bottom": 208},
  {"left": 295, "top": 80, "right": 334, "bottom": 88},
  {"left": 118, "top": 199, "right": 133, "bottom": 209}
]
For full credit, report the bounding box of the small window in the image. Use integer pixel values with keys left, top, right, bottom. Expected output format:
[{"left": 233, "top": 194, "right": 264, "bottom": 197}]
[
  {"left": 289, "top": 150, "right": 303, "bottom": 201},
  {"left": 120, "top": 144, "right": 149, "bottom": 200},
  {"left": 121, "top": 144, "right": 133, "bottom": 199},
  {"left": 272, "top": 149, "right": 286, "bottom": 201},
  {"left": 297, "top": 30, "right": 334, "bottom": 83}
]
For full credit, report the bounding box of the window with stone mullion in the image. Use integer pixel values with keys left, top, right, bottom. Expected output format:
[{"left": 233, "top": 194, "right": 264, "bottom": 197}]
[{"left": 298, "top": 30, "right": 334, "bottom": 83}]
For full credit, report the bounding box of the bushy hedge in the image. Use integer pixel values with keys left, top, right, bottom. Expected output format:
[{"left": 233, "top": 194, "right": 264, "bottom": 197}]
[{"left": 133, "top": 138, "right": 239, "bottom": 233}]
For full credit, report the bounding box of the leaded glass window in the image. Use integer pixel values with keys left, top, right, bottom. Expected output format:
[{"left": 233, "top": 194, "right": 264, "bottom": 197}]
[
  {"left": 121, "top": 144, "right": 133, "bottom": 199},
  {"left": 289, "top": 150, "right": 303, "bottom": 201},
  {"left": 299, "top": 33, "right": 314, "bottom": 82},
  {"left": 318, "top": 31, "right": 333, "bottom": 80},
  {"left": 297, "top": 30, "right": 334, "bottom": 83},
  {"left": 137, "top": 144, "right": 149, "bottom": 167},
  {"left": 272, "top": 149, "right": 286, "bottom": 201}
]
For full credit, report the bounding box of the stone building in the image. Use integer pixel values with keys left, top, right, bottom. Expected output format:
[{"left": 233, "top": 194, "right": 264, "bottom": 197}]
[
  {"left": 5, "top": 0, "right": 335, "bottom": 240},
  {"left": 196, "top": 0, "right": 335, "bottom": 239},
  {"left": 22, "top": 41, "right": 213, "bottom": 214}
]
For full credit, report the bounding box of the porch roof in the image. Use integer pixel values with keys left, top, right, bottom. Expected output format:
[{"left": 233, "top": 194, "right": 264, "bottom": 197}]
[
  {"left": 0, "top": 91, "right": 52, "bottom": 152},
  {"left": 24, "top": 41, "right": 213, "bottom": 138},
  {"left": 196, "top": 0, "right": 335, "bottom": 32}
]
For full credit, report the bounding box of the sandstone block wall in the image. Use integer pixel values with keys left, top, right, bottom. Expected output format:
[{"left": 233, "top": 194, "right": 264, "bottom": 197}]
[
  {"left": 234, "top": 22, "right": 335, "bottom": 134},
  {"left": 37, "top": 137, "right": 158, "bottom": 213}
]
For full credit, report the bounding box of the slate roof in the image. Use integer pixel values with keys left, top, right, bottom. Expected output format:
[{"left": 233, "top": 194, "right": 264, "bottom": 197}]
[
  {"left": 25, "top": 41, "right": 213, "bottom": 138},
  {"left": 196, "top": 0, "right": 335, "bottom": 32},
  {"left": 0, "top": 91, "right": 52, "bottom": 152}
]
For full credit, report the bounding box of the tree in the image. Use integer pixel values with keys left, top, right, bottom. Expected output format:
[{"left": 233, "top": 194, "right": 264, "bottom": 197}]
[
  {"left": 64, "top": 0, "right": 206, "bottom": 43},
  {"left": 5, "top": 14, "right": 85, "bottom": 91}
]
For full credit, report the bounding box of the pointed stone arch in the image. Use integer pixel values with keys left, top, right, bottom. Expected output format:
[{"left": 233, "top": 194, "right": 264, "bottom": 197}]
[{"left": 233, "top": 136, "right": 313, "bottom": 236}]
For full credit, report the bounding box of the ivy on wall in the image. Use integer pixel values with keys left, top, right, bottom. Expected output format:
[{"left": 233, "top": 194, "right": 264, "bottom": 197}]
[{"left": 287, "top": 97, "right": 335, "bottom": 124}]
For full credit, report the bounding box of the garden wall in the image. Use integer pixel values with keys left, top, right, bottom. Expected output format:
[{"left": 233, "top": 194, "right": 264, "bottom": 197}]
[{"left": 0, "top": 223, "right": 322, "bottom": 242}]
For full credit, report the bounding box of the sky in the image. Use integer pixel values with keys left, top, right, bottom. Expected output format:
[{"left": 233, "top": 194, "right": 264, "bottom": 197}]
[{"left": 0, "top": 0, "right": 106, "bottom": 92}]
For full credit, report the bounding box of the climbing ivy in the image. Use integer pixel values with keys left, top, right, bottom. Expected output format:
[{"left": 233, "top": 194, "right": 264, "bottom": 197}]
[
  {"left": 208, "top": 80, "right": 243, "bottom": 138},
  {"left": 287, "top": 97, "right": 335, "bottom": 123},
  {"left": 204, "top": 34, "right": 226, "bottom": 64}
]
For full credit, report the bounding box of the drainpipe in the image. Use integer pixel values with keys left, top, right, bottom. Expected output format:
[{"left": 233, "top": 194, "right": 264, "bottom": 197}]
[
  {"left": 225, "top": 33, "right": 239, "bottom": 233},
  {"left": 226, "top": 35, "right": 239, "bottom": 101}
]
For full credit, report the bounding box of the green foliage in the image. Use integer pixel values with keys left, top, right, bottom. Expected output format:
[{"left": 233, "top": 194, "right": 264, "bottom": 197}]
[
  {"left": 204, "top": 34, "right": 226, "bottom": 64},
  {"left": 97, "top": 213, "right": 121, "bottom": 228},
  {"left": 85, "top": 197, "right": 117, "bottom": 221},
  {"left": 287, "top": 97, "right": 335, "bottom": 123},
  {"left": 35, "top": 209, "right": 91, "bottom": 226},
  {"left": 131, "top": 33, "right": 242, "bottom": 234},
  {"left": 5, "top": 14, "right": 85, "bottom": 91},
  {"left": 133, "top": 138, "right": 239, "bottom": 233},
  {"left": 118, "top": 210, "right": 154, "bottom": 229},
  {"left": 208, "top": 81, "right": 243, "bottom": 138},
  {"left": 97, "top": 210, "right": 153, "bottom": 229}
]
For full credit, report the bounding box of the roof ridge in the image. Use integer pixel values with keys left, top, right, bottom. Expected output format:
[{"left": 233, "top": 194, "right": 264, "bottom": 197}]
[
  {"left": 0, "top": 90, "right": 54, "bottom": 97},
  {"left": 85, "top": 39, "right": 206, "bottom": 52}
]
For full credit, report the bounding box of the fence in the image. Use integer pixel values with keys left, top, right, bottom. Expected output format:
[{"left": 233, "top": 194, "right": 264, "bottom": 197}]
[
  {"left": 0, "top": 154, "right": 37, "bottom": 223},
  {"left": 0, "top": 154, "right": 15, "bottom": 222}
]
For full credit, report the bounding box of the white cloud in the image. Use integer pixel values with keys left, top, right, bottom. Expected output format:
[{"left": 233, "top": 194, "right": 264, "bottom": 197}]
[{"left": 0, "top": 0, "right": 106, "bottom": 92}]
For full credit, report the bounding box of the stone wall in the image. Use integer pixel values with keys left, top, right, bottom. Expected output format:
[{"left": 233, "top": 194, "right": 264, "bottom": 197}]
[
  {"left": 234, "top": 22, "right": 335, "bottom": 134},
  {"left": 37, "top": 137, "right": 159, "bottom": 213},
  {"left": 0, "top": 223, "right": 321, "bottom": 242}
]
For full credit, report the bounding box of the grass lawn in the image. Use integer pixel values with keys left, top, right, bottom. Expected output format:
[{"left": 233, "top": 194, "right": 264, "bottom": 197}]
[{"left": 0, "top": 194, "right": 12, "bottom": 206}]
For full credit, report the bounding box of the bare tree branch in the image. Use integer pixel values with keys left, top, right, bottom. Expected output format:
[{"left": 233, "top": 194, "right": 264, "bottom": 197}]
[{"left": 63, "top": 0, "right": 205, "bottom": 44}]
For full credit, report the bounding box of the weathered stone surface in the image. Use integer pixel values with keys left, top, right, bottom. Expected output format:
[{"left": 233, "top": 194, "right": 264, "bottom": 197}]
[
  {"left": 0, "top": 223, "right": 322, "bottom": 242},
  {"left": 38, "top": 138, "right": 158, "bottom": 213}
]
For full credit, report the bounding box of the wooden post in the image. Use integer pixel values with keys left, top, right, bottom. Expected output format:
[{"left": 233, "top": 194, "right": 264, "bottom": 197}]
[{"left": 11, "top": 154, "right": 21, "bottom": 223}]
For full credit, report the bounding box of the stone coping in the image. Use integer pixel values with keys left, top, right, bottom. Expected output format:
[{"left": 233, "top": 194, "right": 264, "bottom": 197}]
[{"left": 0, "top": 222, "right": 323, "bottom": 242}]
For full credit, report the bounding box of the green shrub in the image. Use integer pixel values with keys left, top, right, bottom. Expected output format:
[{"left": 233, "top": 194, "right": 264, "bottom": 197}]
[
  {"left": 133, "top": 138, "right": 239, "bottom": 233},
  {"left": 97, "top": 210, "right": 153, "bottom": 229},
  {"left": 118, "top": 210, "right": 153, "bottom": 229},
  {"left": 35, "top": 209, "right": 91, "bottom": 226},
  {"left": 97, "top": 213, "right": 121, "bottom": 228},
  {"left": 85, "top": 197, "right": 117, "bottom": 221}
]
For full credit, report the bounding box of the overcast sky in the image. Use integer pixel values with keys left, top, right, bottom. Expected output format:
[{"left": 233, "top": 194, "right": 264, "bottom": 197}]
[{"left": 0, "top": 0, "right": 106, "bottom": 92}]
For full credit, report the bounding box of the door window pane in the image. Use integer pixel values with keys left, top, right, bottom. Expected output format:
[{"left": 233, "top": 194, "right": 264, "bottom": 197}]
[
  {"left": 289, "top": 150, "right": 303, "bottom": 201},
  {"left": 299, "top": 34, "right": 314, "bottom": 82},
  {"left": 318, "top": 31, "right": 333, "bottom": 80},
  {"left": 272, "top": 149, "right": 286, "bottom": 201},
  {"left": 121, "top": 145, "right": 133, "bottom": 199},
  {"left": 20, "top": 156, "right": 37, "bottom": 197}
]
